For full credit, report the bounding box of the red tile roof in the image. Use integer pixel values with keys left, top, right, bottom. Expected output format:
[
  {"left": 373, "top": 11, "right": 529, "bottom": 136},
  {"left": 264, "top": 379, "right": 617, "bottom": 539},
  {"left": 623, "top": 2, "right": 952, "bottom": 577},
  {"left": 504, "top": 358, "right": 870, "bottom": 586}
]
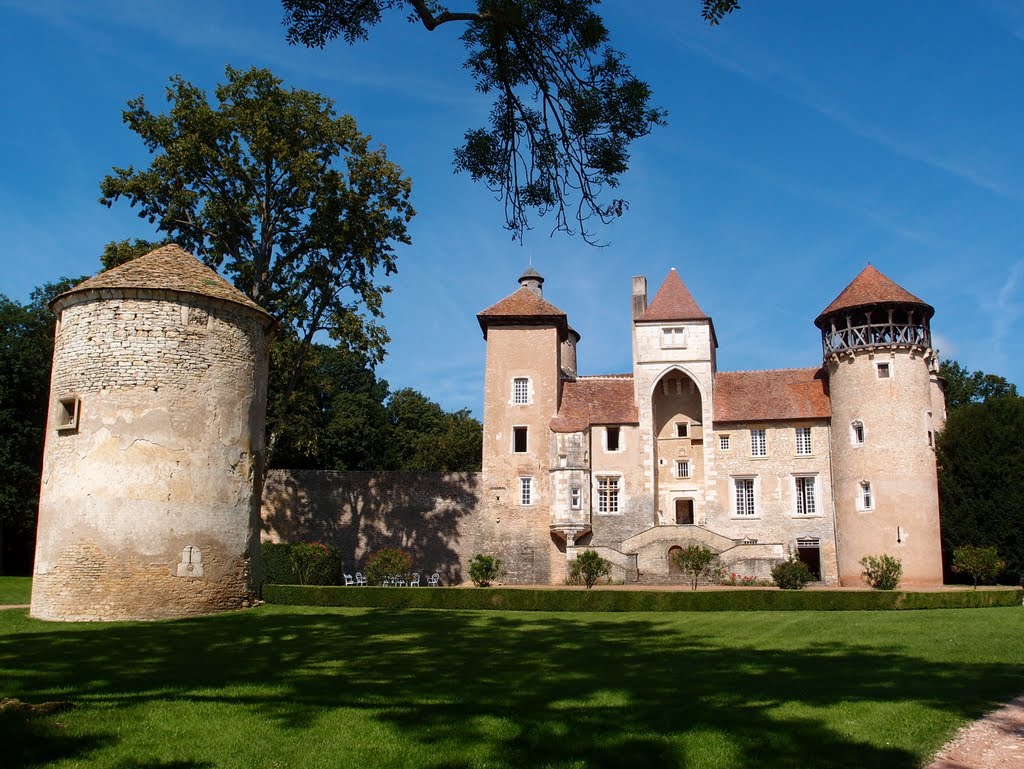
[
  {"left": 550, "top": 376, "right": 638, "bottom": 433},
  {"left": 714, "top": 368, "right": 830, "bottom": 423},
  {"left": 639, "top": 268, "right": 708, "bottom": 322},
  {"left": 477, "top": 286, "right": 568, "bottom": 338},
  {"left": 56, "top": 244, "right": 271, "bottom": 318},
  {"left": 816, "top": 265, "right": 933, "bottom": 325}
]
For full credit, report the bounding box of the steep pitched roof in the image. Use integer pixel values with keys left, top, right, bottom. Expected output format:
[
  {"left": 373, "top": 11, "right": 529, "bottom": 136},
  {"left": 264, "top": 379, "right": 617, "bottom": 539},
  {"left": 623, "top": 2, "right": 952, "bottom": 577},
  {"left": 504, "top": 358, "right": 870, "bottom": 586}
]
[
  {"left": 55, "top": 244, "right": 270, "bottom": 318},
  {"left": 638, "top": 268, "right": 708, "bottom": 322},
  {"left": 477, "top": 286, "right": 568, "bottom": 338},
  {"left": 816, "top": 265, "right": 933, "bottom": 325},
  {"left": 713, "top": 368, "right": 830, "bottom": 423},
  {"left": 550, "top": 376, "right": 638, "bottom": 433}
]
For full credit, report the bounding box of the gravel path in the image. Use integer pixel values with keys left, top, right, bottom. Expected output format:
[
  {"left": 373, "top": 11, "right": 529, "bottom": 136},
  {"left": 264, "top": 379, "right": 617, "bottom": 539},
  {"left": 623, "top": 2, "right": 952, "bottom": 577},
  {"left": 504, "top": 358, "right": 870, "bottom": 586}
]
[{"left": 924, "top": 695, "right": 1024, "bottom": 769}]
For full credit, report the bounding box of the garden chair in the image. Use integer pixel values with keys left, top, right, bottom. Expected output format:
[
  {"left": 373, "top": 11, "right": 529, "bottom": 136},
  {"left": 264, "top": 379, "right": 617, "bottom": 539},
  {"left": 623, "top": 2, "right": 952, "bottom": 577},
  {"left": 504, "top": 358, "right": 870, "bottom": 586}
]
[
  {"left": 394, "top": 575, "right": 407, "bottom": 586},
  {"left": 343, "top": 573, "right": 355, "bottom": 586},
  {"left": 355, "top": 572, "right": 366, "bottom": 586},
  {"left": 427, "top": 573, "right": 439, "bottom": 587},
  {"left": 409, "top": 573, "right": 420, "bottom": 587}
]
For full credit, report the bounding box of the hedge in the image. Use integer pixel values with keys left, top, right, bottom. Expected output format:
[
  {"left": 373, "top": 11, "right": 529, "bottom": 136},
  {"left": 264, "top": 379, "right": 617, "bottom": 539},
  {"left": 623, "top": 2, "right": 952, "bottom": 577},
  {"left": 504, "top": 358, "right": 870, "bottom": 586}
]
[
  {"left": 261, "top": 585, "right": 1024, "bottom": 612},
  {"left": 261, "top": 543, "right": 298, "bottom": 585}
]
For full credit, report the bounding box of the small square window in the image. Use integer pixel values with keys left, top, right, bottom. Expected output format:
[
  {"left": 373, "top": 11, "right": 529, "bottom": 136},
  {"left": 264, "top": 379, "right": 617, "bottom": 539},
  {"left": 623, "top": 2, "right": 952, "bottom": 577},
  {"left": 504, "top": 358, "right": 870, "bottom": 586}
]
[
  {"left": 675, "top": 422, "right": 689, "bottom": 438},
  {"left": 662, "top": 327, "right": 687, "bottom": 348},
  {"left": 606, "top": 426, "right": 621, "bottom": 452},
  {"left": 570, "top": 486, "right": 581, "bottom": 510},
  {"left": 513, "top": 426, "right": 528, "bottom": 453},
  {"left": 877, "top": 362, "right": 890, "bottom": 379},
  {"left": 675, "top": 460, "right": 690, "bottom": 479},
  {"left": 56, "top": 396, "right": 81, "bottom": 432},
  {"left": 719, "top": 434, "right": 731, "bottom": 451}
]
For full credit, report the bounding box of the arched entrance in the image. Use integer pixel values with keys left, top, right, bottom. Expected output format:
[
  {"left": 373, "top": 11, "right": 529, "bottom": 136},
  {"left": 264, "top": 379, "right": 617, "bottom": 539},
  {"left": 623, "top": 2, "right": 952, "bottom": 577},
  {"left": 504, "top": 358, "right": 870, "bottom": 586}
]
[
  {"left": 652, "top": 370, "right": 703, "bottom": 525},
  {"left": 667, "top": 545, "right": 683, "bottom": 574}
]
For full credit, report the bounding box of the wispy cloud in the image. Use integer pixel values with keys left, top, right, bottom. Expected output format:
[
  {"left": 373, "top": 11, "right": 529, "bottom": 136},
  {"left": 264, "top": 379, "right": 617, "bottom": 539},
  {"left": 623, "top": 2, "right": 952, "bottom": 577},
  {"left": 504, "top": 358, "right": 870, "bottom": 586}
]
[{"left": 982, "top": 257, "right": 1024, "bottom": 365}]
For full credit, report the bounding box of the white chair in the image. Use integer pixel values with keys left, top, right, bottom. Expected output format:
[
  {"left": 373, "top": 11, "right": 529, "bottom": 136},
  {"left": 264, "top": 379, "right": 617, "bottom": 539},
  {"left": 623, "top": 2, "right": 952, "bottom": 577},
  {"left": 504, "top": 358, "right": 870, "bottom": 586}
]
[
  {"left": 355, "top": 572, "right": 367, "bottom": 586},
  {"left": 409, "top": 573, "right": 420, "bottom": 587},
  {"left": 427, "top": 573, "right": 439, "bottom": 587},
  {"left": 343, "top": 573, "right": 355, "bottom": 586},
  {"left": 394, "top": 575, "right": 407, "bottom": 587}
]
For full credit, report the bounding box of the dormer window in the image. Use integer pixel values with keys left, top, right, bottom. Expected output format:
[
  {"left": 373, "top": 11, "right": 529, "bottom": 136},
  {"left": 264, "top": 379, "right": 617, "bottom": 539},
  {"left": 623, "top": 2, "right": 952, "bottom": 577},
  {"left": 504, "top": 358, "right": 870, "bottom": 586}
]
[{"left": 662, "top": 327, "right": 687, "bottom": 349}]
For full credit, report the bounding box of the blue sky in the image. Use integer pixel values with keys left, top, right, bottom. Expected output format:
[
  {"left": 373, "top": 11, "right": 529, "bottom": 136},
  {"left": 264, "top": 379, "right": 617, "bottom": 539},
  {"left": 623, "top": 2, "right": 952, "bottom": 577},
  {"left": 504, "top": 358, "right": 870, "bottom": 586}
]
[{"left": 2, "top": 1, "right": 1022, "bottom": 416}]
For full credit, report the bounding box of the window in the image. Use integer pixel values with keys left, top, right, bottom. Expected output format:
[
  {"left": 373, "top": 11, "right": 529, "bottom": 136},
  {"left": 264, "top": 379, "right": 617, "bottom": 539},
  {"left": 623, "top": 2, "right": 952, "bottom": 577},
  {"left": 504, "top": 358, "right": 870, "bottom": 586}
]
[
  {"left": 662, "top": 326, "right": 687, "bottom": 348},
  {"left": 606, "top": 426, "right": 621, "bottom": 452},
  {"left": 512, "top": 377, "right": 530, "bottom": 404},
  {"left": 858, "top": 481, "right": 873, "bottom": 511},
  {"left": 597, "top": 476, "right": 620, "bottom": 514},
  {"left": 520, "top": 477, "right": 533, "bottom": 506},
  {"left": 675, "top": 459, "right": 690, "bottom": 478},
  {"left": 55, "top": 396, "right": 81, "bottom": 431},
  {"left": 795, "top": 476, "right": 817, "bottom": 515},
  {"left": 750, "top": 429, "right": 767, "bottom": 457},
  {"left": 570, "top": 486, "right": 581, "bottom": 510},
  {"left": 675, "top": 422, "right": 689, "bottom": 438},
  {"left": 851, "top": 420, "right": 865, "bottom": 446},
  {"left": 795, "top": 427, "right": 812, "bottom": 455},
  {"left": 877, "top": 362, "right": 890, "bottom": 379},
  {"left": 719, "top": 434, "right": 731, "bottom": 451},
  {"left": 513, "top": 426, "right": 528, "bottom": 453},
  {"left": 734, "top": 477, "right": 756, "bottom": 517}
]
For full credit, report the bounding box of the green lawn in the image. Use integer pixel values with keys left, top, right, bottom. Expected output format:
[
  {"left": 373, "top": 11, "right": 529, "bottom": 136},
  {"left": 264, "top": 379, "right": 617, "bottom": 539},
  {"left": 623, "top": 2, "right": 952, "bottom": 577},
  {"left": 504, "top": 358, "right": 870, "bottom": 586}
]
[
  {"left": 0, "top": 576, "right": 31, "bottom": 604},
  {"left": 1, "top": 605, "right": 1022, "bottom": 769}
]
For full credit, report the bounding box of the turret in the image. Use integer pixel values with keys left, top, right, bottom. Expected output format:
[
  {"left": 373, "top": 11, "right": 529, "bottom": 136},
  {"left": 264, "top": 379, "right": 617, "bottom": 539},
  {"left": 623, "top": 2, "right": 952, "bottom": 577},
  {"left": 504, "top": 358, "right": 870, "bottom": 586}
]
[{"left": 816, "top": 265, "right": 944, "bottom": 586}]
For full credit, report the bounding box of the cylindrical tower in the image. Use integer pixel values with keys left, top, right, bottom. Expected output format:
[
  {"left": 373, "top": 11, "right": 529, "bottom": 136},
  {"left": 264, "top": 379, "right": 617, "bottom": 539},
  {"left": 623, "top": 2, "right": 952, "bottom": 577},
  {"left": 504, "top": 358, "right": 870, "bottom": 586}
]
[
  {"left": 31, "top": 245, "right": 275, "bottom": 621},
  {"left": 816, "top": 265, "right": 943, "bottom": 587}
]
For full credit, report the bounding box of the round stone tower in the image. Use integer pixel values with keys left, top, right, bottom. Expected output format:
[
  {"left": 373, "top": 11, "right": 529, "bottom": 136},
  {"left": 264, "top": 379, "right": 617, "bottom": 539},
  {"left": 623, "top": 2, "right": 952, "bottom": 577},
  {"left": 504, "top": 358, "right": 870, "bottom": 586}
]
[
  {"left": 816, "top": 265, "right": 944, "bottom": 587},
  {"left": 31, "top": 244, "right": 275, "bottom": 621}
]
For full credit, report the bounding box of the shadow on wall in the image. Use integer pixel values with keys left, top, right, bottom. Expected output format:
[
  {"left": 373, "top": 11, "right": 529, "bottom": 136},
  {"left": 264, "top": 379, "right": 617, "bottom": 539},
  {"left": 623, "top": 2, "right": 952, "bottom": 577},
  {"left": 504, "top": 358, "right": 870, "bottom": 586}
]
[{"left": 261, "top": 470, "right": 480, "bottom": 584}]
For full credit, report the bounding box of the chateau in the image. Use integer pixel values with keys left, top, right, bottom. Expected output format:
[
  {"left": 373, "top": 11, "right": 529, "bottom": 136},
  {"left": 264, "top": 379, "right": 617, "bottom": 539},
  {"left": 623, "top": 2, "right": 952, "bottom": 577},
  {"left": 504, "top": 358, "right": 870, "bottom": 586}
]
[{"left": 476, "top": 265, "right": 946, "bottom": 586}]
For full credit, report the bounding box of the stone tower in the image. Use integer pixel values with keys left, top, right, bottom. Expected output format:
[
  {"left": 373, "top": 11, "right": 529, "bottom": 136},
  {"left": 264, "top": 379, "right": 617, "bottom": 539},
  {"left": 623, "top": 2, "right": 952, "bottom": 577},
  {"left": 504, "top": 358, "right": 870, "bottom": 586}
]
[
  {"left": 816, "top": 265, "right": 944, "bottom": 586},
  {"left": 31, "top": 245, "right": 275, "bottom": 621},
  {"left": 476, "top": 269, "right": 570, "bottom": 583}
]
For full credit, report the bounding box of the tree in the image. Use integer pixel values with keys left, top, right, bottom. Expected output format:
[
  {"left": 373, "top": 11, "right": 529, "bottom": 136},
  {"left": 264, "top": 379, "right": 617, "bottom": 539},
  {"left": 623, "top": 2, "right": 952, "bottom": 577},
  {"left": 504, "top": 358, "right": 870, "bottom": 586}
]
[
  {"left": 99, "top": 66, "right": 415, "bottom": 457},
  {"left": 385, "top": 388, "right": 482, "bottom": 471},
  {"left": 937, "top": 395, "right": 1024, "bottom": 583},
  {"left": 100, "top": 238, "right": 173, "bottom": 270},
  {"left": 468, "top": 553, "right": 504, "bottom": 586},
  {"left": 940, "top": 359, "right": 1018, "bottom": 412},
  {"left": 951, "top": 546, "right": 1005, "bottom": 589},
  {"left": 670, "top": 544, "right": 719, "bottom": 591},
  {"left": 281, "top": 0, "right": 739, "bottom": 243},
  {"left": 568, "top": 549, "right": 612, "bottom": 588},
  {"left": 0, "top": 277, "right": 87, "bottom": 574}
]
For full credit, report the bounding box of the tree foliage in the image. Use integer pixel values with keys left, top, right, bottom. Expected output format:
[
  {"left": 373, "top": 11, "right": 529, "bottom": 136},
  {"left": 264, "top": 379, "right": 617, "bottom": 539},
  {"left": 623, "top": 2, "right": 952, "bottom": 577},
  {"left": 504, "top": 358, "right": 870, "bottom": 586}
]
[
  {"left": 937, "top": 394, "right": 1024, "bottom": 582},
  {"left": 859, "top": 554, "right": 902, "bottom": 590},
  {"left": 568, "top": 549, "right": 611, "bottom": 588},
  {"left": 951, "top": 545, "right": 1005, "bottom": 589},
  {"left": 99, "top": 66, "right": 415, "bottom": 454},
  {"left": 468, "top": 553, "right": 504, "bottom": 586},
  {"left": 281, "top": 1, "right": 738, "bottom": 243},
  {"left": 770, "top": 557, "right": 813, "bottom": 590},
  {"left": 670, "top": 544, "right": 719, "bottom": 591},
  {"left": 940, "top": 359, "right": 1017, "bottom": 411},
  {"left": 100, "top": 237, "right": 173, "bottom": 270}
]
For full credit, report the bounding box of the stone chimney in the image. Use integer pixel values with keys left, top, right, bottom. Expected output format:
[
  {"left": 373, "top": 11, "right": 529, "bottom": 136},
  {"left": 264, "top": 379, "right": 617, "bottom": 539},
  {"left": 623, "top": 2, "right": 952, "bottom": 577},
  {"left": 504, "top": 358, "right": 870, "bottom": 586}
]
[{"left": 632, "top": 275, "right": 647, "bottom": 319}]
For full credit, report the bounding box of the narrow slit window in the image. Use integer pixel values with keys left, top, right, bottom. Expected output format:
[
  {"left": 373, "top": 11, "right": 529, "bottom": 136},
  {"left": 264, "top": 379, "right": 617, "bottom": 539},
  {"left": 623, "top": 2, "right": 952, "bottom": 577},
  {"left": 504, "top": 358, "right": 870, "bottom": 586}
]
[{"left": 606, "top": 426, "right": 621, "bottom": 452}]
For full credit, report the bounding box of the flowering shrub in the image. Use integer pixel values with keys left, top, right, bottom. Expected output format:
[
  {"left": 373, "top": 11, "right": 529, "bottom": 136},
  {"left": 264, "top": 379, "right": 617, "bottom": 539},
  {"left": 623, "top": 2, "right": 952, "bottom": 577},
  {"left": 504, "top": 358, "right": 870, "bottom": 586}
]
[
  {"left": 364, "top": 548, "right": 413, "bottom": 586},
  {"left": 719, "top": 569, "right": 773, "bottom": 587},
  {"left": 860, "top": 554, "right": 902, "bottom": 590},
  {"left": 289, "top": 542, "right": 342, "bottom": 585},
  {"left": 771, "top": 557, "right": 814, "bottom": 590}
]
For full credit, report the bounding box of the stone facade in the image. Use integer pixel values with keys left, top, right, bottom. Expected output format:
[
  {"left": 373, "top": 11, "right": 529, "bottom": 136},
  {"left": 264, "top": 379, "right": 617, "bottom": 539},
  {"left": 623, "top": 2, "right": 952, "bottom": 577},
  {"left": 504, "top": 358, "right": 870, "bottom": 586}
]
[
  {"left": 475, "top": 265, "right": 946, "bottom": 586},
  {"left": 31, "top": 246, "right": 273, "bottom": 621}
]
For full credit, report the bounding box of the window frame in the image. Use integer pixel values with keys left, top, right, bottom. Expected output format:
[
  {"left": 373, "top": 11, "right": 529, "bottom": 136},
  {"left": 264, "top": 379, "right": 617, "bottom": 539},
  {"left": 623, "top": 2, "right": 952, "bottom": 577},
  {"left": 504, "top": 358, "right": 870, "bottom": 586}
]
[
  {"left": 876, "top": 362, "right": 891, "bottom": 379},
  {"left": 794, "top": 474, "right": 818, "bottom": 516},
  {"left": 512, "top": 425, "right": 528, "bottom": 453},
  {"left": 675, "top": 421, "right": 689, "bottom": 439},
  {"left": 570, "top": 486, "right": 581, "bottom": 510},
  {"left": 519, "top": 476, "right": 534, "bottom": 506},
  {"left": 596, "top": 475, "right": 621, "bottom": 515},
  {"left": 750, "top": 428, "right": 767, "bottom": 457},
  {"left": 795, "top": 426, "right": 812, "bottom": 456},
  {"left": 55, "top": 396, "right": 81, "bottom": 432},
  {"left": 851, "top": 420, "right": 865, "bottom": 446},
  {"left": 675, "top": 459, "right": 691, "bottom": 479},
  {"left": 512, "top": 376, "right": 531, "bottom": 405},
  {"left": 857, "top": 480, "right": 874, "bottom": 511},
  {"left": 718, "top": 434, "right": 731, "bottom": 451},
  {"left": 661, "top": 326, "right": 687, "bottom": 349},
  {"left": 605, "top": 425, "right": 622, "bottom": 453},
  {"left": 732, "top": 476, "right": 757, "bottom": 518}
]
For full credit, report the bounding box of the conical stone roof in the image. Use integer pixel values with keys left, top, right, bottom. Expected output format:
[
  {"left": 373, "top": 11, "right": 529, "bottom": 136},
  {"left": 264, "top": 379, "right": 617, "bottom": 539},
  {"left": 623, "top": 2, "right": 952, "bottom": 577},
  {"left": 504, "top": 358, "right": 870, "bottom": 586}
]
[{"left": 54, "top": 244, "right": 271, "bottom": 318}]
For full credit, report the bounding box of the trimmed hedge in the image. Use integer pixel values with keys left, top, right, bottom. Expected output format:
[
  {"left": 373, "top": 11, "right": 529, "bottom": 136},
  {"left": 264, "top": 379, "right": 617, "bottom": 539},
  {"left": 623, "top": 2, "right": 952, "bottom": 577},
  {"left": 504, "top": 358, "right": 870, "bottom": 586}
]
[
  {"left": 261, "top": 543, "right": 298, "bottom": 586},
  {"left": 262, "top": 585, "right": 1024, "bottom": 612}
]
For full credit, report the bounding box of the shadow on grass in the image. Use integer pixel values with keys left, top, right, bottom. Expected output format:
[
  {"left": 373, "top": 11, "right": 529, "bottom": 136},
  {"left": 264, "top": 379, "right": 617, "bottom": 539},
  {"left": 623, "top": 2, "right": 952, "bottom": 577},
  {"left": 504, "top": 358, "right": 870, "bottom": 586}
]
[{"left": 1, "top": 607, "right": 1021, "bottom": 768}]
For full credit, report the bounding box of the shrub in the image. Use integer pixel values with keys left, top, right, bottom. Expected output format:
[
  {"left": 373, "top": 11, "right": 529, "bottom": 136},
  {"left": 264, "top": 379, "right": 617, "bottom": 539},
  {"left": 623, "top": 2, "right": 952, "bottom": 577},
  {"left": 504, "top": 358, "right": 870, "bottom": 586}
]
[
  {"left": 771, "top": 557, "right": 814, "bottom": 590},
  {"left": 261, "top": 542, "right": 298, "bottom": 585},
  {"left": 952, "top": 546, "right": 1006, "bottom": 588},
  {"left": 860, "top": 554, "right": 903, "bottom": 590},
  {"left": 671, "top": 545, "right": 719, "bottom": 591},
  {"left": 568, "top": 550, "right": 613, "bottom": 588},
  {"left": 289, "top": 542, "right": 343, "bottom": 586},
  {"left": 468, "top": 554, "right": 504, "bottom": 587},
  {"left": 720, "top": 568, "right": 774, "bottom": 587},
  {"left": 364, "top": 548, "right": 413, "bottom": 586}
]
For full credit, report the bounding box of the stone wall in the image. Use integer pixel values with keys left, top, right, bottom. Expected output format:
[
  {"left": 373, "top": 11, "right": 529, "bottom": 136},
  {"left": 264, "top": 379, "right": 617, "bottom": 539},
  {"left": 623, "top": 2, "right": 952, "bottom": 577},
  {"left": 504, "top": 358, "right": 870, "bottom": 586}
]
[{"left": 261, "top": 470, "right": 483, "bottom": 583}]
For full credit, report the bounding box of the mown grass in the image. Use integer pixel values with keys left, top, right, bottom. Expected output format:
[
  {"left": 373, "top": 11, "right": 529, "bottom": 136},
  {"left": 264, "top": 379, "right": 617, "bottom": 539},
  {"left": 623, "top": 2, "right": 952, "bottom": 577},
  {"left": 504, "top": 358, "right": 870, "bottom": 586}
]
[
  {"left": 1, "top": 604, "right": 1022, "bottom": 769},
  {"left": 0, "top": 576, "right": 31, "bottom": 604}
]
